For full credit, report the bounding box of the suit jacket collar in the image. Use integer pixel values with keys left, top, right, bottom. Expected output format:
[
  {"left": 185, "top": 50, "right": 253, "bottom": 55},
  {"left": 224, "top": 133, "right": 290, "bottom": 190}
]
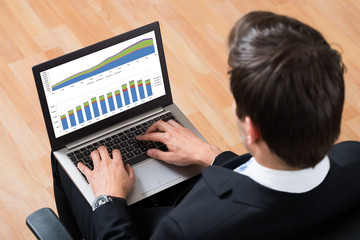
[{"left": 202, "top": 158, "right": 341, "bottom": 210}]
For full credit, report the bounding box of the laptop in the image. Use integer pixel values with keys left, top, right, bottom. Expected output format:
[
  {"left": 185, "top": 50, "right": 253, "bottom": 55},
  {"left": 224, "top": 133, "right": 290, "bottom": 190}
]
[{"left": 32, "top": 22, "right": 203, "bottom": 205}]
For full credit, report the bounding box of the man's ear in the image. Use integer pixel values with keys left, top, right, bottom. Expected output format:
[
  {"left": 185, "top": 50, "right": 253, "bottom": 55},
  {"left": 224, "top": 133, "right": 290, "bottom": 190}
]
[{"left": 244, "top": 116, "right": 261, "bottom": 145}]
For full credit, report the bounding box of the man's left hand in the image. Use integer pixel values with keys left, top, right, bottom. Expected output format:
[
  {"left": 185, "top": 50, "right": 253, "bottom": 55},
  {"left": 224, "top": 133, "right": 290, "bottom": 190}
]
[{"left": 77, "top": 146, "right": 135, "bottom": 199}]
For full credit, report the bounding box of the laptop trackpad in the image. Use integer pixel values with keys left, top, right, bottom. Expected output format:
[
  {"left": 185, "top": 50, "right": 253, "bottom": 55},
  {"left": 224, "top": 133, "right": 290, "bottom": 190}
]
[{"left": 133, "top": 159, "right": 182, "bottom": 194}]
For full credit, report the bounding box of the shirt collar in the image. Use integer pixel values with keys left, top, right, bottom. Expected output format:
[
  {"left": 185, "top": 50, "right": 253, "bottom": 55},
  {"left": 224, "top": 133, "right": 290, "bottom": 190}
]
[{"left": 234, "top": 156, "right": 330, "bottom": 193}]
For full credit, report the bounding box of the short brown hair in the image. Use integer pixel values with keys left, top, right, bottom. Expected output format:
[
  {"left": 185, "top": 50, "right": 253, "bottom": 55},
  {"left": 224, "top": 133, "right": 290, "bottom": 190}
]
[{"left": 228, "top": 11, "right": 345, "bottom": 168}]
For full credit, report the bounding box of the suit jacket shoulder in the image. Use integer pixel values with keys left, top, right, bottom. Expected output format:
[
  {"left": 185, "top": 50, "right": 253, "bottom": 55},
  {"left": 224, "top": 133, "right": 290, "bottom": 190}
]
[{"left": 154, "top": 147, "right": 360, "bottom": 239}]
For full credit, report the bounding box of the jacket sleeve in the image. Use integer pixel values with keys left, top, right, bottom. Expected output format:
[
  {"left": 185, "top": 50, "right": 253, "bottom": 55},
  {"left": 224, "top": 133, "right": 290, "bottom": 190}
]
[{"left": 93, "top": 198, "right": 137, "bottom": 240}]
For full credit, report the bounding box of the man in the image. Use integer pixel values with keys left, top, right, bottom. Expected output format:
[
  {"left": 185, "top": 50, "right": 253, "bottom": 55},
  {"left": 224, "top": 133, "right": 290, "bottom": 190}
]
[{"left": 52, "top": 11, "right": 360, "bottom": 239}]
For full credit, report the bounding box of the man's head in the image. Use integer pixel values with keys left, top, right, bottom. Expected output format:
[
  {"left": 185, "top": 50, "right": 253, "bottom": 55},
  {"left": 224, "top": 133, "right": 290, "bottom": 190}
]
[{"left": 228, "top": 11, "right": 345, "bottom": 168}]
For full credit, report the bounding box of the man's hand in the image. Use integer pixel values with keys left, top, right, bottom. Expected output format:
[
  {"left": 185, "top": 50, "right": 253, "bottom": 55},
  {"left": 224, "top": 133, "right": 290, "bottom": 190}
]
[
  {"left": 136, "top": 120, "right": 222, "bottom": 168},
  {"left": 77, "top": 146, "right": 135, "bottom": 199}
]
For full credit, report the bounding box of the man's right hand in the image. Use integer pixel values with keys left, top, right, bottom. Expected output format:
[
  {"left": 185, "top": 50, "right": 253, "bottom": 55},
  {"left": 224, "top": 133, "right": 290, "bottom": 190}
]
[{"left": 136, "top": 120, "right": 222, "bottom": 168}]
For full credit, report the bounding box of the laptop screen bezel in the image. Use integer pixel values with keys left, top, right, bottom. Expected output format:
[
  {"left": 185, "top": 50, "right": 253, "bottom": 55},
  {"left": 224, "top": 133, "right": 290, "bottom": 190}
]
[{"left": 33, "top": 22, "right": 173, "bottom": 151}]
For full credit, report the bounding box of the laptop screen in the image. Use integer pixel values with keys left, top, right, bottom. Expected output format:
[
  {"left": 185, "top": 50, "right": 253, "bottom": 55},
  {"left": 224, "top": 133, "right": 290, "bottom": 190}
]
[{"left": 39, "top": 30, "right": 166, "bottom": 138}]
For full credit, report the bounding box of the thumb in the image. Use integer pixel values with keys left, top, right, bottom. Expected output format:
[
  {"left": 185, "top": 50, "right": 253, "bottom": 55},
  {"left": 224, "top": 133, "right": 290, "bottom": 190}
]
[{"left": 147, "top": 149, "right": 173, "bottom": 162}]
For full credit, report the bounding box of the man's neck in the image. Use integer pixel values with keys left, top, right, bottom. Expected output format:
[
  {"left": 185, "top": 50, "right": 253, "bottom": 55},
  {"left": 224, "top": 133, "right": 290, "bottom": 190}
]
[{"left": 249, "top": 141, "right": 300, "bottom": 171}]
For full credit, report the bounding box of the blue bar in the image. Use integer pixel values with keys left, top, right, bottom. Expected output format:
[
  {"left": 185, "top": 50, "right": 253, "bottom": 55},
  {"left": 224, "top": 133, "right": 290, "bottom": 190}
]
[
  {"left": 107, "top": 93, "right": 115, "bottom": 111},
  {"left": 69, "top": 111, "right": 77, "bottom": 127},
  {"left": 137, "top": 80, "right": 145, "bottom": 99},
  {"left": 122, "top": 85, "right": 130, "bottom": 105},
  {"left": 76, "top": 107, "right": 84, "bottom": 124},
  {"left": 145, "top": 80, "right": 153, "bottom": 96},
  {"left": 129, "top": 81, "right": 138, "bottom": 102},
  {"left": 115, "top": 90, "right": 123, "bottom": 108},
  {"left": 84, "top": 103, "right": 92, "bottom": 121},
  {"left": 100, "top": 95, "right": 108, "bottom": 114},
  {"left": 124, "top": 90, "right": 130, "bottom": 105},
  {"left": 91, "top": 98, "right": 100, "bottom": 118},
  {"left": 123, "top": 90, "right": 130, "bottom": 105},
  {"left": 61, "top": 116, "right": 69, "bottom": 130}
]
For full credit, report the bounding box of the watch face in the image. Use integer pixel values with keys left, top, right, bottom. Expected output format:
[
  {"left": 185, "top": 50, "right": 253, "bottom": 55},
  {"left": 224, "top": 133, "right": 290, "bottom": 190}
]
[
  {"left": 93, "top": 195, "right": 109, "bottom": 211},
  {"left": 96, "top": 198, "right": 107, "bottom": 208}
]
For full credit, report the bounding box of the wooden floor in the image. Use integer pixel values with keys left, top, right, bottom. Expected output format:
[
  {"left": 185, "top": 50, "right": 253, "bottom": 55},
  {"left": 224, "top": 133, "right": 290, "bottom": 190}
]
[{"left": 0, "top": 0, "right": 359, "bottom": 238}]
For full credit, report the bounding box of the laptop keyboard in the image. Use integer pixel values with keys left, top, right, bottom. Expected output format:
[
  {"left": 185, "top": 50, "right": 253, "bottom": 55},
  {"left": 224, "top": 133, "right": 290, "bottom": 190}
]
[{"left": 67, "top": 112, "right": 178, "bottom": 178}]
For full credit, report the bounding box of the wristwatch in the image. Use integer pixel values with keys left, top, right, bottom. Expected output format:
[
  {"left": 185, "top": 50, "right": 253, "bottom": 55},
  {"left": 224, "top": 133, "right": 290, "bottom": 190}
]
[{"left": 92, "top": 194, "right": 124, "bottom": 211}]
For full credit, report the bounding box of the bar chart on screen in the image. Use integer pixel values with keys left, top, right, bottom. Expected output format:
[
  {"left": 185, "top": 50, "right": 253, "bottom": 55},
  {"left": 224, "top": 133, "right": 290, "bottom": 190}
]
[{"left": 57, "top": 79, "right": 154, "bottom": 131}]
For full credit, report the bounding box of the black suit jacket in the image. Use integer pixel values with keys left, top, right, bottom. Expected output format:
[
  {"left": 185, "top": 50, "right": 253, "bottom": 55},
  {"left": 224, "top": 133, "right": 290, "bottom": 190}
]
[{"left": 93, "top": 141, "right": 360, "bottom": 239}]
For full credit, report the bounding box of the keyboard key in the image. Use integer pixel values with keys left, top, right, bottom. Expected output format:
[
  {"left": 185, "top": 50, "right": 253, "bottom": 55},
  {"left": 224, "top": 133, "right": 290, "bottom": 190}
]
[
  {"left": 154, "top": 117, "right": 160, "bottom": 121},
  {"left": 111, "top": 135, "right": 118, "bottom": 139},
  {"left": 160, "top": 114, "right": 166, "bottom": 119},
  {"left": 120, "top": 135, "right": 128, "bottom": 141},
  {"left": 80, "top": 147, "right": 87, "bottom": 152},
  {"left": 147, "top": 143, "right": 156, "bottom": 149},
  {"left": 86, "top": 145, "right": 93, "bottom": 149},
  {"left": 128, "top": 139, "right": 136, "bottom": 145},
  {"left": 124, "top": 129, "right": 130, "bottom": 134},
  {"left": 126, "top": 152, "right": 134, "bottom": 159},
  {"left": 126, "top": 154, "right": 148, "bottom": 166},
  {"left": 76, "top": 153, "right": 84, "bottom": 159},
  {"left": 126, "top": 146, "right": 134, "bottom": 152},
  {"left": 105, "top": 137, "right": 112, "bottom": 141},
  {"left": 67, "top": 152, "right": 74, "bottom": 157},
  {"left": 93, "top": 142, "right": 100, "bottom": 147},
  {"left": 132, "top": 142, "right": 142, "bottom": 148},
  {"left": 139, "top": 141, "right": 147, "bottom": 146},
  {"left": 127, "top": 132, "right": 135, "bottom": 138},
  {"left": 99, "top": 140, "right": 106, "bottom": 144},
  {"left": 148, "top": 120, "right": 154, "bottom": 124},
  {"left": 134, "top": 130, "right": 142, "bottom": 135},
  {"left": 120, "top": 142, "right": 128, "bottom": 148},
  {"left": 130, "top": 127, "right": 136, "bottom": 131},
  {"left": 141, "top": 146, "right": 148, "bottom": 152},
  {"left": 120, "top": 149, "right": 126, "bottom": 155},
  {"left": 84, "top": 150, "right": 91, "bottom": 156},
  {"left": 165, "top": 112, "right": 172, "bottom": 116},
  {"left": 113, "top": 138, "right": 120, "bottom": 144},
  {"left": 136, "top": 124, "right": 142, "bottom": 129},
  {"left": 117, "top": 132, "right": 124, "bottom": 136},
  {"left": 133, "top": 149, "right": 141, "bottom": 156},
  {"left": 70, "top": 156, "right": 77, "bottom": 162},
  {"left": 105, "top": 141, "right": 114, "bottom": 147},
  {"left": 74, "top": 150, "right": 81, "bottom": 154}
]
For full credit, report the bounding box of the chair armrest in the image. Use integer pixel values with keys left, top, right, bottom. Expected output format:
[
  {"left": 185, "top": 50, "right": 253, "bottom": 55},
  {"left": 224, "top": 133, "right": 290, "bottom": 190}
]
[{"left": 26, "top": 208, "right": 73, "bottom": 240}]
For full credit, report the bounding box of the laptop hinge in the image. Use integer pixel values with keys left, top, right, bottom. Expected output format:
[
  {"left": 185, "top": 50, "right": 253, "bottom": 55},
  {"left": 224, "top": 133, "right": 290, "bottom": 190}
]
[{"left": 65, "top": 107, "right": 164, "bottom": 150}]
